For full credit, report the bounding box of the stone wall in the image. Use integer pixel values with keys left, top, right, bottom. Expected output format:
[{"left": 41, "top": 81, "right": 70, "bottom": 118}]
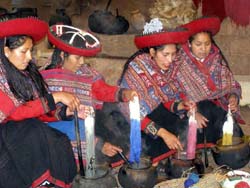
[
  {"left": 215, "top": 17, "right": 250, "bottom": 75},
  {"left": 34, "top": 18, "right": 250, "bottom": 105},
  {"left": 0, "top": 0, "right": 250, "bottom": 105},
  {"left": 214, "top": 18, "right": 250, "bottom": 105}
]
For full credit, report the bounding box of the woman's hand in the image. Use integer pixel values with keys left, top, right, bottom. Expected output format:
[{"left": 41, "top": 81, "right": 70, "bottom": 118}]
[
  {"left": 194, "top": 112, "right": 208, "bottom": 128},
  {"left": 78, "top": 105, "right": 92, "bottom": 119},
  {"left": 101, "top": 142, "right": 122, "bottom": 157},
  {"left": 228, "top": 94, "right": 239, "bottom": 113},
  {"left": 178, "top": 100, "right": 196, "bottom": 111},
  {"left": 157, "top": 128, "right": 183, "bottom": 150},
  {"left": 66, "top": 104, "right": 92, "bottom": 119},
  {"left": 122, "top": 89, "right": 138, "bottom": 102},
  {"left": 52, "top": 92, "right": 80, "bottom": 111}
]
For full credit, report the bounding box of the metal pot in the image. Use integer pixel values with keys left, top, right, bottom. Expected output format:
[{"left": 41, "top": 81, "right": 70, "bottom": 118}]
[
  {"left": 212, "top": 137, "right": 250, "bottom": 169},
  {"left": 118, "top": 157, "right": 157, "bottom": 188}
]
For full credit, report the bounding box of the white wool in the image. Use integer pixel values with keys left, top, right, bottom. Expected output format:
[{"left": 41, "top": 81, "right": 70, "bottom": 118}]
[
  {"left": 84, "top": 107, "right": 96, "bottom": 178},
  {"left": 143, "top": 18, "right": 163, "bottom": 35},
  {"left": 222, "top": 108, "right": 234, "bottom": 135},
  {"left": 129, "top": 96, "right": 140, "bottom": 120}
]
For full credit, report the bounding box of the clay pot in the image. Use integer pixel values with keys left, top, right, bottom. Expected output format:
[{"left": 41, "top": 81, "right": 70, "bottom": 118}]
[
  {"left": 130, "top": 9, "right": 146, "bottom": 31},
  {"left": 212, "top": 137, "right": 250, "bottom": 169},
  {"left": 118, "top": 157, "right": 157, "bottom": 188},
  {"left": 166, "top": 157, "right": 204, "bottom": 179},
  {"left": 73, "top": 163, "right": 118, "bottom": 188}
]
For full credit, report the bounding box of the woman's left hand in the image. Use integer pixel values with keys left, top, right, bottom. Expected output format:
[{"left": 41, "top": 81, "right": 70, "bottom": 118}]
[
  {"left": 195, "top": 112, "right": 208, "bottom": 128},
  {"left": 228, "top": 94, "right": 239, "bottom": 113},
  {"left": 122, "top": 89, "right": 138, "bottom": 102}
]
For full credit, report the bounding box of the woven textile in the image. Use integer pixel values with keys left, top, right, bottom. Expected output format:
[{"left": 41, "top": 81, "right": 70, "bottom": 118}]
[
  {"left": 176, "top": 43, "right": 243, "bottom": 122},
  {"left": 41, "top": 66, "right": 104, "bottom": 109},
  {"left": 120, "top": 53, "right": 184, "bottom": 119}
]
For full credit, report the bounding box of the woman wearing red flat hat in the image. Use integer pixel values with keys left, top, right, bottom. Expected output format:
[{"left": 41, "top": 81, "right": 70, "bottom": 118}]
[
  {"left": 118, "top": 18, "right": 194, "bottom": 165},
  {"left": 41, "top": 25, "right": 137, "bottom": 165},
  {"left": 0, "top": 17, "right": 88, "bottom": 188},
  {"left": 177, "top": 16, "right": 245, "bottom": 125},
  {"left": 117, "top": 18, "right": 243, "bottom": 169}
]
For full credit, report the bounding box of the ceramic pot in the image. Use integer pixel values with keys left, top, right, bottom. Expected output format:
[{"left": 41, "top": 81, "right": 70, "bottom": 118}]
[
  {"left": 73, "top": 163, "right": 117, "bottom": 188},
  {"left": 212, "top": 137, "right": 250, "bottom": 169},
  {"left": 118, "top": 157, "right": 157, "bottom": 188},
  {"left": 130, "top": 9, "right": 146, "bottom": 31},
  {"left": 166, "top": 156, "right": 204, "bottom": 179}
]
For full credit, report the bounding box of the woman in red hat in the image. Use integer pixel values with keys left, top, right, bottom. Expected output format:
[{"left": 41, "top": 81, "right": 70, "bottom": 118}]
[
  {"left": 177, "top": 16, "right": 244, "bottom": 125},
  {"left": 0, "top": 18, "right": 87, "bottom": 188},
  {"left": 41, "top": 25, "right": 137, "bottom": 165},
  {"left": 117, "top": 18, "right": 243, "bottom": 168},
  {"left": 118, "top": 18, "right": 193, "bottom": 164}
]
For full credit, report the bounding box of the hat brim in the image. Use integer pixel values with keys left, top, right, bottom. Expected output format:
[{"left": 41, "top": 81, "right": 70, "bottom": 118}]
[
  {"left": 134, "top": 29, "right": 190, "bottom": 49},
  {"left": 48, "top": 25, "right": 101, "bottom": 57},
  {"left": 0, "top": 17, "right": 48, "bottom": 42},
  {"left": 182, "top": 17, "right": 221, "bottom": 36}
]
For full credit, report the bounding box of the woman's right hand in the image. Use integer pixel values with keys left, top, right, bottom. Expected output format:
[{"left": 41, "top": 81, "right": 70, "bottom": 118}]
[
  {"left": 178, "top": 100, "right": 196, "bottom": 111},
  {"left": 52, "top": 92, "right": 80, "bottom": 111},
  {"left": 66, "top": 104, "right": 92, "bottom": 119},
  {"left": 101, "top": 142, "right": 122, "bottom": 157},
  {"left": 78, "top": 105, "right": 92, "bottom": 119},
  {"left": 157, "top": 128, "right": 183, "bottom": 150}
]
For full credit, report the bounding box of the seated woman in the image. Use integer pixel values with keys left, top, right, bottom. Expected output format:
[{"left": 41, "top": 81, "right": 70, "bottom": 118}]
[
  {"left": 41, "top": 24, "right": 137, "bottom": 165},
  {"left": 177, "top": 16, "right": 245, "bottom": 125},
  {"left": 0, "top": 17, "right": 83, "bottom": 188},
  {"left": 118, "top": 18, "right": 243, "bottom": 165}
]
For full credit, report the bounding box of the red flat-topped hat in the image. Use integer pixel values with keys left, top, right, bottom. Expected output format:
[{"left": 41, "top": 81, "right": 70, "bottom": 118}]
[
  {"left": 134, "top": 18, "right": 190, "bottom": 49},
  {"left": 48, "top": 25, "right": 101, "bottom": 56},
  {"left": 181, "top": 16, "right": 221, "bottom": 36},
  {"left": 0, "top": 17, "right": 48, "bottom": 42}
]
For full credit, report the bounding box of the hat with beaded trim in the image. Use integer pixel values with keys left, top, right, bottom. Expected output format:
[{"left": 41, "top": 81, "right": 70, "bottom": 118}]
[
  {"left": 48, "top": 24, "right": 101, "bottom": 57},
  {"left": 181, "top": 16, "right": 221, "bottom": 36},
  {"left": 0, "top": 17, "right": 48, "bottom": 43},
  {"left": 134, "top": 18, "right": 190, "bottom": 49}
]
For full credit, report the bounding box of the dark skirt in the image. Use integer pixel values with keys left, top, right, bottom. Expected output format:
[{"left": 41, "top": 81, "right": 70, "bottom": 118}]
[
  {"left": 95, "top": 100, "right": 244, "bottom": 164},
  {"left": 95, "top": 103, "right": 131, "bottom": 164},
  {"left": 145, "top": 100, "right": 244, "bottom": 161},
  {"left": 0, "top": 118, "right": 77, "bottom": 188}
]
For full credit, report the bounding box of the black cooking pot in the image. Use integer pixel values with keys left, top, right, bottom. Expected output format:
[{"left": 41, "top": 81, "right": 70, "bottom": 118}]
[
  {"left": 88, "top": 0, "right": 129, "bottom": 34},
  {"left": 212, "top": 137, "right": 250, "bottom": 169},
  {"left": 166, "top": 156, "right": 204, "bottom": 179},
  {"left": 118, "top": 157, "right": 157, "bottom": 188},
  {"left": 73, "top": 163, "right": 118, "bottom": 188}
]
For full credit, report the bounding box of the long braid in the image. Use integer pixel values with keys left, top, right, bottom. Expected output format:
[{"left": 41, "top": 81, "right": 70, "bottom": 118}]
[
  {"left": 45, "top": 48, "right": 63, "bottom": 69},
  {"left": 118, "top": 48, "right": 150, "bottom": 85}
]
